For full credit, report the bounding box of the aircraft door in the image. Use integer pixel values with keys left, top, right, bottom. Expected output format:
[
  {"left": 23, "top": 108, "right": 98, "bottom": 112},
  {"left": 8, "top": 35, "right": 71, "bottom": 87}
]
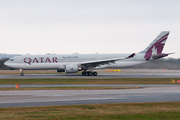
[{"left": 15, "top": 56, "right": 21, "bottom": 63}]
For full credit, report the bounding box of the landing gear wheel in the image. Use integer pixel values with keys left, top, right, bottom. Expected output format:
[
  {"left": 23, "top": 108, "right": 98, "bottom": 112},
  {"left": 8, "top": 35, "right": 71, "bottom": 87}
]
[
  {"left": 82, "top": 71, "right": 87, "bottom": 76},
  {"left": 92, "top": 72, "right": 98, "bottom": 76},
  {"left": 20, "top": 69, "right": 24, "bottom": 76},
  {"left": 87, "top": 71, "right": 92, "bottom": 76},
  {"left": 21, "top": 72, "right": 24, "bottom": 76}
]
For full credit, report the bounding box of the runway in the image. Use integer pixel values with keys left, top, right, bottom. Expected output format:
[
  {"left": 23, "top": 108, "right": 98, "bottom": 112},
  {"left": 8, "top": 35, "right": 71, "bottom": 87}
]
[
  {"left": 0, "top": 86, "right": 180, "bottom": 108},
  {"left": 0, "top": 72, "right": 180, "bottom": 108},
  {"left": 0, "top": 72, "right": 180, "bottom": 79},
  {"left": 1, "top": 84, "right": 180, "bottom": 88}
]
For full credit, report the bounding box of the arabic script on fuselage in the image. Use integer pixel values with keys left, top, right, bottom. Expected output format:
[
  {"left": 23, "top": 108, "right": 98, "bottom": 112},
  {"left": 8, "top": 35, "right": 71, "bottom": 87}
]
[{"left": 63, "top": 56, "right": 78, "bottom": 59}]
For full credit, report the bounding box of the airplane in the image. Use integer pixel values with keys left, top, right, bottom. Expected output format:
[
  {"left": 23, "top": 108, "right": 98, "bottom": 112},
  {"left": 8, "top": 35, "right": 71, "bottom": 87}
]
[{"left": 4, "top": 31, "right": 172, "bottom": 76}]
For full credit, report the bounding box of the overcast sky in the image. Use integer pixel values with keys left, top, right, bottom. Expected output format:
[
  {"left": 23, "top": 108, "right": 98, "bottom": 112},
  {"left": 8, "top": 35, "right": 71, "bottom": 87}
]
[{"left": 0, "top": 0, "right": 180, "bottom": 58}]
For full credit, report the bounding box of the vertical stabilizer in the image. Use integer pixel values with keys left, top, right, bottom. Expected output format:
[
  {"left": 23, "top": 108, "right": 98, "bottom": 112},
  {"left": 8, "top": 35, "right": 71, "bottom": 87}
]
[{"left": 140, "top": 31, "right": 170, "bottom": 61}]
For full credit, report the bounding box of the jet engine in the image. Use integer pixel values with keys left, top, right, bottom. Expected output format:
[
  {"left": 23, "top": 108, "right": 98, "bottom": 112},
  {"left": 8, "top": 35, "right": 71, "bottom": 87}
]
[
  {"left": 65, "top": 65, "right": 78, "bottom": 73},
  {"left": 57, "top": 66, "right": 65, "bottom": 72}
]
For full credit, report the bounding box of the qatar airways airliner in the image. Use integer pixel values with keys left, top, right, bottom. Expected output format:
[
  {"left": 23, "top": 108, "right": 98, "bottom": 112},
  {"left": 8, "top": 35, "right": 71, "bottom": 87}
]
[{"left": 4, "top": 31, "right": 172, "bottom": 76}]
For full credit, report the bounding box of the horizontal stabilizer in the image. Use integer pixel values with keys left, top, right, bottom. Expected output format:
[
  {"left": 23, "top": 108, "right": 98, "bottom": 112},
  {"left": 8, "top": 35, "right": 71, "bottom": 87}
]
[{"left": 152, "top": 53, "right": 174, "bottom": 59}]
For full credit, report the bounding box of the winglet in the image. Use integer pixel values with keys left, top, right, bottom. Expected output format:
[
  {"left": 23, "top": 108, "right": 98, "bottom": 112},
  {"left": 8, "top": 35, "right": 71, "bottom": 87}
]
[{"left": 126, "top": 53, "right": 135, "bottom": 59}]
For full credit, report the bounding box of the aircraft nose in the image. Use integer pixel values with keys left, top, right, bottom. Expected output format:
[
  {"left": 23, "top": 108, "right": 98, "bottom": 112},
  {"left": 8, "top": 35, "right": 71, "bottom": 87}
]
[{"left": 4, "top": 61, "right": 8, "bottom": 66}]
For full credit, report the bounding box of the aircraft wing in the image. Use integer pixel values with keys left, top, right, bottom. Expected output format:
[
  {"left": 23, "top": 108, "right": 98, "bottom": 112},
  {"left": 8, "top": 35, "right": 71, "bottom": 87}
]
[{"left": 80, "top": 53, "right": 135, "bottom": 67}]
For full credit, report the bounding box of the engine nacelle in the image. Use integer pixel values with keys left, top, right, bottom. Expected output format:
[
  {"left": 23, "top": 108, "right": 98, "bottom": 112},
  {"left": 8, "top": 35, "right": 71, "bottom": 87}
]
[
  {"left": 57, "top": 69, "right": 65, "bottom": 72},
  {"left": 65, "top": 65, "right": 78, "bottom": 73},
  {"left": 57, "top": 66, "right": 65, "bottom": 72}
]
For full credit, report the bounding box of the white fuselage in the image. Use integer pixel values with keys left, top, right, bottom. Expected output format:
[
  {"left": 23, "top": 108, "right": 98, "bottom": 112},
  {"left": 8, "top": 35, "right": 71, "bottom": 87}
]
[
  {"left": 4, "top": 53, "right": 147, "bottom": 70},
  {"left": 4, "top": 31, "right": 171, "bottom": 76}
]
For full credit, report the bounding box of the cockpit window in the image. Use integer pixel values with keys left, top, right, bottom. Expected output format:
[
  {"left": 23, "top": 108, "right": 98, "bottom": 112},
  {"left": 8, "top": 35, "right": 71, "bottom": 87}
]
[{"left": 9, "top": 59, "right": 14, "bottom": 61}]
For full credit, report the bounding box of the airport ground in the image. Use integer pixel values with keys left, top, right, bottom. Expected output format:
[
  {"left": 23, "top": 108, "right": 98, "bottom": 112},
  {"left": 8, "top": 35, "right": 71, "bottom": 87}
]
[
  {"left": 1, "top": 69, "right": 180, "bottom": 79},
  {"left": 1, "top": 102, "right": 180, "bottom": 120},
  {"left": 0, "top": 69, "right": 180, "bottom": 119}
]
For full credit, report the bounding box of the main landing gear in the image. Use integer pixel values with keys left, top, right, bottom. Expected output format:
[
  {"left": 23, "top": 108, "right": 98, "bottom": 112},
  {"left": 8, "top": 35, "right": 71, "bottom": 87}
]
[
  {"left": 82, "top": 71, "right": 98, "bottom": 76},
  {"left": 20, "top": 69, "right": 24, "bottom": 76}
]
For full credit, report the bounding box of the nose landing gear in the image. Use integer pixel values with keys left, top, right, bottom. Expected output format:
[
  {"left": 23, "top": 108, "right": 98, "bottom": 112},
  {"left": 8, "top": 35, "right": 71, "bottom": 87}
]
[{"left": 20, "top": 69, "right": 24, "bottom": 76}]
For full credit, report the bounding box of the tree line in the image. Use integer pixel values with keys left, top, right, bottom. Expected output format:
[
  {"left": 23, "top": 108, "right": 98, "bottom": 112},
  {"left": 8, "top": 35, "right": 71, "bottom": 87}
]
[
  {"left": 0, "top": 58, "right": 15, "bottom": 70},
  {"left": 131, "top": 58, "right": 180, "bottom": 69}
]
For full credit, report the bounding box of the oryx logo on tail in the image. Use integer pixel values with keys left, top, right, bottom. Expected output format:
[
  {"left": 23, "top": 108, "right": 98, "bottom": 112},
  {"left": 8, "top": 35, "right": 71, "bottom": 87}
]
[{"left": 140, "top": 31, "right": 170, "bottom": 61}]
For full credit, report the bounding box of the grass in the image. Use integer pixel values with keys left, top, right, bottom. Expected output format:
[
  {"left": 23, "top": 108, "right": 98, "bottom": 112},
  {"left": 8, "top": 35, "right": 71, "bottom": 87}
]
[
  {"left": 1, "top": 102, "right": 180, "bottom": 120},
  {"left": 0, "top": 78, "right": 180, "bottom": 84},
  {"left": 0, "top": 86, "right": 140, "bottom": 90}
]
